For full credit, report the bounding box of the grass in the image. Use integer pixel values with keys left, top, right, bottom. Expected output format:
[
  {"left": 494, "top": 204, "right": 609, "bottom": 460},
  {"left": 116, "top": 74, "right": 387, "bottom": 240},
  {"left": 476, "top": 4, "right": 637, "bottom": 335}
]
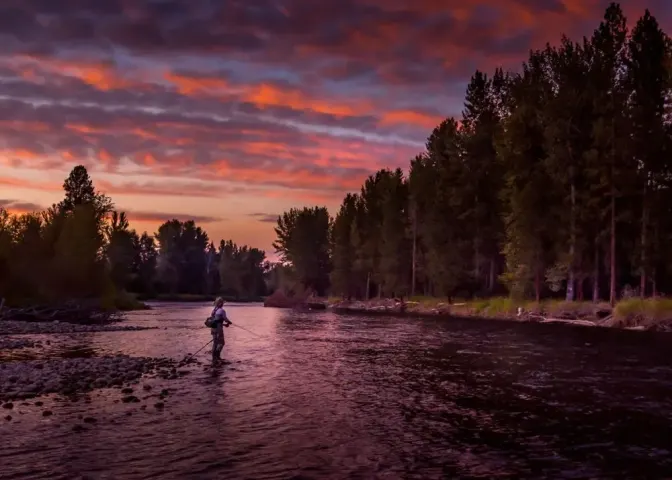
[
  {"left": 612, "top": 297, "right": 672, "bottom": 328},
  {"left": 329, "top": 294, "right": 672, "bottom": 329}
]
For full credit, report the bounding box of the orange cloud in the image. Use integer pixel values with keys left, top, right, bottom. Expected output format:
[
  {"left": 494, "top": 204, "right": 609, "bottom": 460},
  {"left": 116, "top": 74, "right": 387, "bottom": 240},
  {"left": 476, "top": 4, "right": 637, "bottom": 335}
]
[
  {"left": 124, "top": 209, "right": 221, "bottom": 224},
  {"left": 164, "top": 71, "right": 236, "bottom": 96},
  {"left": 162, "top": 71, "right": 438, "bottom": 129},
  {"left": 380, "top": 110, "right": 443, "bottom": 129},
  {"left": 9, "top": 55, "right": 137, "bottom": 91},
  {"left": 246, "top": 83, "right": 372, "bottom": 117},
  {"left": 0, "top": 175, "right": 60, "bottom": 192}
]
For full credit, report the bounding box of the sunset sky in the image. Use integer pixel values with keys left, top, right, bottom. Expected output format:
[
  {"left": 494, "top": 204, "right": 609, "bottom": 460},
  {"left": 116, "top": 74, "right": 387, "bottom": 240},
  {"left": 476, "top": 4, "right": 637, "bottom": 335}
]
[{"left": 1, "top": 0, "right": 670, "bottom": 258}]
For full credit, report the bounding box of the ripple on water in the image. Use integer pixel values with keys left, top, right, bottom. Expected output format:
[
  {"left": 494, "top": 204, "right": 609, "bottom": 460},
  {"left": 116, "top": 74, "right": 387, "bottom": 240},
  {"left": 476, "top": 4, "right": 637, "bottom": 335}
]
[{"left": 2, "top": 305, "right": 672, "bottom": 479}]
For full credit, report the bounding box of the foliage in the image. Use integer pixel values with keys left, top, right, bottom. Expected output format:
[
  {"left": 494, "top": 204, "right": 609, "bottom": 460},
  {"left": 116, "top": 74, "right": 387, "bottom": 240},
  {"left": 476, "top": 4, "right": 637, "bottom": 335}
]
[
  {"left": 273, "top": 206, "right": 332, "bottom": 296},
  {"left": 272, "top": 3, "right": 672, "bottom": 305},
  {"left": 0, "top": 165, "right": 270, "bottom": 307}
]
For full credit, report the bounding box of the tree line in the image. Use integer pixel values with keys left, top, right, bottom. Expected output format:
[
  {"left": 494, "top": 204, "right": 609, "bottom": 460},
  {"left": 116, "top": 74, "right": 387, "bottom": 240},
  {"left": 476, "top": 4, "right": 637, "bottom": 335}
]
[
  {"left": 0, "top": 166, "right": 270, "bottom": 307},
  {"left": 273, "top": 4, "right": 672, "bottom": 305}
]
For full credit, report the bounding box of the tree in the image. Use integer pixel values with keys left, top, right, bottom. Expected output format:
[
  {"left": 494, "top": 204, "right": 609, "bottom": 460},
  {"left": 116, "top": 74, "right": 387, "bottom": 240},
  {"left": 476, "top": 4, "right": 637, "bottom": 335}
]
[
  {"left": 497, "top": 51, "right": 556, "bottom": 300},
  {"left": 0, "top": 165, "right": 268, "bottom": 307},
  {"left": 154, "top": 219, "right": 209, "bottom": 294},
  {"left": 107, "top": 211, "right": 137, "bottom": 290},
  {"left": 461, "top": 69, "right": 507, "bottom": 293},
  {"left": 542, "top": 37, "right": 594, "bottom": 301},
  {"left": 330, "top": 193, "right": 359, "bottom": 298},
  {"left": 626, "top": 10, "right": 672, "bottom": 297},
  {"left": 132, "top": 232, "right": 158, "bottom": 295},
  {"left": 378, "top": 168, "right": 411, "bottom": 297},
  {"left": 408, "top": 154, "right": 434, "bottom": 295},
  {"left": 273, "top": 207, "right": 332, "bottom": 296},
  {"left": 58, "top": 165, "right": 113, "bottom": 222},
  {"left": 588, "top": 2, "right": 631, "bottom": 305},
  {"left": 423, "top": 118, "right": 470, "bottom": 299},
  {"left": 50, "top": 204, "right": 107, "bottom": 299}
]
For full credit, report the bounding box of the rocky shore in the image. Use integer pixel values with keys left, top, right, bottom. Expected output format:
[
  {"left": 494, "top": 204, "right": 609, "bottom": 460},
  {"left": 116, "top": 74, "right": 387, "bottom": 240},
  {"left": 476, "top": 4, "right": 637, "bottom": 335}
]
[
  {"left": 0, "top": 314, "right": 196, "bottom": 422},
  {"left": 0, "top": 355, "right": 194, "bottom": 403},
  {"left": 0, "top": 320, "right": 157, "bottom": 336}
]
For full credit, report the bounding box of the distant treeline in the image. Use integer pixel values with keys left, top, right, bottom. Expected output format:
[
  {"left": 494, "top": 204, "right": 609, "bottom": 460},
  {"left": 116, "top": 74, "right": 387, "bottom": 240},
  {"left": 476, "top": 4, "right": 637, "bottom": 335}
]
[
  {"left": 272, "top": 3, "right": 672, "bottom": 305},
  {"left": 0, "top": 166, "right": 273, "bottom": 307}
]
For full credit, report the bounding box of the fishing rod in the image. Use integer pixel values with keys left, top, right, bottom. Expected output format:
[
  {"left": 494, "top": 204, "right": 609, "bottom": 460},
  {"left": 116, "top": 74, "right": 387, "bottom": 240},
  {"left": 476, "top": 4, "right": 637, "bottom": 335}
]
[{"left": 181, "top": 338, "right": 213, "bottom": 363}]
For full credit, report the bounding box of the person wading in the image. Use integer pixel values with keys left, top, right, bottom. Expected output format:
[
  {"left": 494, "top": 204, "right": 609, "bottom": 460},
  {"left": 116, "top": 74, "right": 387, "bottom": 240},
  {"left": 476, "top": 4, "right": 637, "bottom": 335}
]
[{"left": 210, "top": 297, "right": 231, "bottom": 363}]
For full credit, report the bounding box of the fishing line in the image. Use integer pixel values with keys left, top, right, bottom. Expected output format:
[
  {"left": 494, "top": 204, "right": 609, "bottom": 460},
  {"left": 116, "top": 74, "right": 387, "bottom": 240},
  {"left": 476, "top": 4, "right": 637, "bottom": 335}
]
[{"left": 229, "top": 322, "right": 266, "bottom": 339}]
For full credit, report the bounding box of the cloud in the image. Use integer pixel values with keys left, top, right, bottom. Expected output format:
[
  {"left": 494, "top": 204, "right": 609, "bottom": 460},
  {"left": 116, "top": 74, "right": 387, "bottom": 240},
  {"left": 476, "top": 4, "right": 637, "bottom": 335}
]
[
  {"left": 0, "top": 198, "right": 43, "bottom": 212},
  {"left": 249, "top": 213, "right": 280, "bottom": 223},
  {"left": 1, "top": 0, "right": 670, "bottom": 252},
  {"left": 123, "top": 210, "right": 222, "bottom": 224}
]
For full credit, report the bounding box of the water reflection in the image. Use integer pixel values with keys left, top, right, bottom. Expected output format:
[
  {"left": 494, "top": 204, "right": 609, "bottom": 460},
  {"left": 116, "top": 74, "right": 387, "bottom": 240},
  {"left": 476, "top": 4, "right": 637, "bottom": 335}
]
[{"left": 2, "top": 304, "right": 672, "bottom": 479}]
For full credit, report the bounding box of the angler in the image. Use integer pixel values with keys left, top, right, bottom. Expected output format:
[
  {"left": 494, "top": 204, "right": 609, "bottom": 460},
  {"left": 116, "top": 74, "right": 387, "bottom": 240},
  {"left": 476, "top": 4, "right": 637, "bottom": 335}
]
[{"left": 205, "top": 297, "right": 232, "bottom": 363}]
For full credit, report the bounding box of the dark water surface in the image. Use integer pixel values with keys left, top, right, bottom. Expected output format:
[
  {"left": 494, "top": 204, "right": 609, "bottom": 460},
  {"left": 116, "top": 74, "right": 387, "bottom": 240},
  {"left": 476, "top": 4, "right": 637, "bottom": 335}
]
[{"left": 2, "top": 303, "right": 672, "bottom": 479}]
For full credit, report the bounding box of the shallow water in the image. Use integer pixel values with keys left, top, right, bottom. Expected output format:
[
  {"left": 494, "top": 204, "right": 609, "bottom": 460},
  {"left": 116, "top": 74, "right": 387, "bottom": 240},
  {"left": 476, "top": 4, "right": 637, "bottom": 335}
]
[{"left": 2, "top": 302, "right": 672, "bottom": 479}]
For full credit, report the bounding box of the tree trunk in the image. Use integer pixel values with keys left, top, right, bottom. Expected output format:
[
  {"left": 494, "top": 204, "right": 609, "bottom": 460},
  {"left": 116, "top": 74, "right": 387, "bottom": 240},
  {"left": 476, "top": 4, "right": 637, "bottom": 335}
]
[
  {"left": 609, "top": 104, "right": 617, "bottom": 307},
  {"left": 474, "top": 194, "right": 480, "bottom": 289},
  {"left": 474, "top": 232, "right": 480, "bottom": 289},
  {"left": 411, "top": 210, "right": 417, "bottom": 297},
  {"left": 566, "top": 169, "right": 576, "bottom": 302},
  {"left": 577, "top": 277, "right": 584, "bottom": 301},
  {"left": 365, "top": 272, "right": 371, "bottom": 300},
  {"left": 534, "top": 266, "right": 541, "bottom": 303},
  {"left": 610, "top": 179, "right": 617, "bottom": 306},
  {"left": 592, "top": 240, "right": 600, "bottom": 303},
  {"left": 488, "top": 257, "right": 496, "bottom": 293},
  {"left": 640, "top": 177, "right": 648, "bottom": 298},
  {"left": 652, "top": 266, "right": 658, "bottom": 297}
]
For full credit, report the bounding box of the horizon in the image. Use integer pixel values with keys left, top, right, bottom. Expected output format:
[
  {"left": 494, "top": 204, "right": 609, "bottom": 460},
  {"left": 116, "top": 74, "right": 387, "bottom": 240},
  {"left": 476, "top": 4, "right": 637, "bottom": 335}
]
[{"left": 2, "top": 1, "right": 671, "bottom": 260}]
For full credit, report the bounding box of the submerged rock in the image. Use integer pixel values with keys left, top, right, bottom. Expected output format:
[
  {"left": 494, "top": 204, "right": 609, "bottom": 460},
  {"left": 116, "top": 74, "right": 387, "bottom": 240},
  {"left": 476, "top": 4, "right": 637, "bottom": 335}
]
[
  {"left": 0, "top": 320, "right": 158, "bottom": 336},
  {"left": 0, "top": 355, "right": 193, "bottom": 402}
]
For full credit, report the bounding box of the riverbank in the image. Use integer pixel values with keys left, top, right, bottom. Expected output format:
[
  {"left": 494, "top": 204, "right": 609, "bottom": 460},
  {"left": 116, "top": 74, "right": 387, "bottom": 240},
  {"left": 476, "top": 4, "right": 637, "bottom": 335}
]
[
  {"left": 135, "top": 293, "right": 265, "bottom": 303},
  {"left": 327, "top": 297, "right": 672, "bottom": 331}
]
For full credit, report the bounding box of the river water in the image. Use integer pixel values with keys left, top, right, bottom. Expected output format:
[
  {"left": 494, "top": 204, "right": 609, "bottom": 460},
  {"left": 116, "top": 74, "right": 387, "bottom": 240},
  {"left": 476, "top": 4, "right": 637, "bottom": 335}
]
[{"left": 2, "top": 302, "right": 672, "bottom": 479}]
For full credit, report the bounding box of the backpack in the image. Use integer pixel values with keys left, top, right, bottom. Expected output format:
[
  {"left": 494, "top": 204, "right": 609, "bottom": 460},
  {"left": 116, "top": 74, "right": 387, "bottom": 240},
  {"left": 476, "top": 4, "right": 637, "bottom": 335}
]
[{"left": 204, "top": 307, "right": 218, "bottom": 328}]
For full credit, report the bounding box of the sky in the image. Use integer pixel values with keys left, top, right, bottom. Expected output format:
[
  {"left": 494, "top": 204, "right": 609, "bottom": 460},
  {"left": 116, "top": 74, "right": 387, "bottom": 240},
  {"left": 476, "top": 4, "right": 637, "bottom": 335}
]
[{"left": 1, "top": 0, "right": 671, "bottom": 259}]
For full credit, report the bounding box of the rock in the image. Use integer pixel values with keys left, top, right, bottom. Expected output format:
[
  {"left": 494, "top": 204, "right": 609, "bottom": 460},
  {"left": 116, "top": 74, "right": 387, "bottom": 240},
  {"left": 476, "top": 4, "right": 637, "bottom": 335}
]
[
  {"left": 154, "top": 402, "right": 164, "bottom": 409},
  {"left": 72, "top": 424, "right": 86, "bottom": 433},
  {"left": 83, "top": 417, "right": 96, "bottom": 424},
  {"left": 4, "top": 415, "right": 11, "bottom": 421},
  {"left": 0, "top": 353, "right": 191, "bottom": 403},
  {"left": 35, "top": 401, "right": 43, "bottom": 407},
  {"left": 121, "top": 395, "right": 140, "bottom": 404},
  {"left": 42, "top": 410, "right": 53, "bottom": 417},
  {"left": 2, "top": 402, "right": 13, "bottom": 409},
  {"left": 0, "top": 320, "right": 158, "bottom": 336}
]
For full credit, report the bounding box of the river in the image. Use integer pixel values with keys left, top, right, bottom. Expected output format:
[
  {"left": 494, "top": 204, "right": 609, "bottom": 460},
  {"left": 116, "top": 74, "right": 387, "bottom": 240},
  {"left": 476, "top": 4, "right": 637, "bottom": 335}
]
[{"left": 2, "top": 302, "right": 672, "bottom": 479}]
